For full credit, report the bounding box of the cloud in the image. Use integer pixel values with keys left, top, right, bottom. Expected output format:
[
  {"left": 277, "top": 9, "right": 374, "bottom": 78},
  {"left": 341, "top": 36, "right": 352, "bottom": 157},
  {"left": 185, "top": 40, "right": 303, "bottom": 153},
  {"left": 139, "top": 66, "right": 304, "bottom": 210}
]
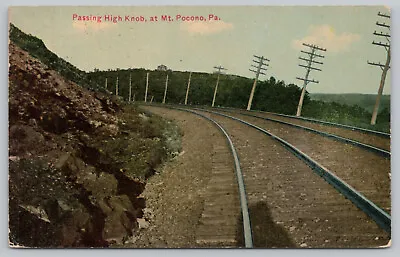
[
  {"left": 72, "top": 21, "right": 115, "bottom": 32},
  {"left": 180, "top": 20, "right": 233, "bottom": 35},
  {"left": 292, "top": 25, "right": 361, "bottom": 53}
]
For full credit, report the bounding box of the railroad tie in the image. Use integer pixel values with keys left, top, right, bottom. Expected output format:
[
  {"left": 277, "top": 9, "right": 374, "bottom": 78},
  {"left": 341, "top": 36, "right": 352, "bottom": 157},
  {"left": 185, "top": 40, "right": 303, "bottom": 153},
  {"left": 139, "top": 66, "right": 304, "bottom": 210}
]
[{"left": 195, "top": 136, "right": 240, "bottom": 247}]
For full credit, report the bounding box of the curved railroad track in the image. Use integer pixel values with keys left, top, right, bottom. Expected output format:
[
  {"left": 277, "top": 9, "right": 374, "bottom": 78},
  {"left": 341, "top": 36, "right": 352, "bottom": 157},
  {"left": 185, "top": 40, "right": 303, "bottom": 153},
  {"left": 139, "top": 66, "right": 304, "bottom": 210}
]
[
  {"left": 141, "top": 104, "right": 391, "bottom": 248},
  {"left": 176, "top": 107, "right": 253, "bottom": 247},
  {"left": 212, "top": 106, "right": 390, "bottom": 151},
  {"left": 262, "top": 110, "right": 390, "bottom": 138},
  {"left": 192, "top": 107, "right": 391, "bottom": 215},
  {"left": 211, "top": 108, "right": 390, "bottom": 157},
  {"left": 142, "top": 105, "right": 252, "bottom": 248}
]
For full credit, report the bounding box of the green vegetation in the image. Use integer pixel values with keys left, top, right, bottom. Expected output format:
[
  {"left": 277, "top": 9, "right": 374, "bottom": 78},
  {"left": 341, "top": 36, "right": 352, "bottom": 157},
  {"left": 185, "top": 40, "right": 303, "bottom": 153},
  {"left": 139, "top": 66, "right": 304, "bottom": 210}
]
[
  {"left": 310, "top": 93, "right": 390, "bottom": 113},
  {"left": 88, "top": 69, "right": 306, "bottom": 114},
  {"left": 307, "top": 93, "right": 390, "bottom": 132},
  {"left": 302, "top": 100, "right": 390, "bottom": 133},
  {"left": 88, "top": 104, "right": 183, "bottom": 181},
  {"left": 9, "top": 23, "right": 390, "bottom": 133}
]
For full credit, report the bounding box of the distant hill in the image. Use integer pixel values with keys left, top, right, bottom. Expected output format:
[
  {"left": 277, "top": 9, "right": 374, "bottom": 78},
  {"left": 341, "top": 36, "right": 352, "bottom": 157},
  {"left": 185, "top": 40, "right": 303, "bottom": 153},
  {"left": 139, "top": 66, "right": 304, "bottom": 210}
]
[{"left": 310, "top": 93, "right": 390, "bottom": 113}]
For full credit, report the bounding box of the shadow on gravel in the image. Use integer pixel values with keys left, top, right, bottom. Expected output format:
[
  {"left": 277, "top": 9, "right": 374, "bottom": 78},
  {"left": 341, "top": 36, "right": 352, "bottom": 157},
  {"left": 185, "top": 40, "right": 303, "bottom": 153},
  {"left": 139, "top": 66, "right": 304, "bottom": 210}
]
[{"left": 236, "top": 201, "right": 295, "bottom": 248}]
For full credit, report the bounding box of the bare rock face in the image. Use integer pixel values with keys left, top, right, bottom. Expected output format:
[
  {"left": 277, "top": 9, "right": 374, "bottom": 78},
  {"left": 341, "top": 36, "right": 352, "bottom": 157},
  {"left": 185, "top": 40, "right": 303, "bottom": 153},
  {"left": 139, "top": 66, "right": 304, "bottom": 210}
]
[
  {"left": 8, "top": 42, "right": 119, "bottom": 136},
  {"left": 102, "top": 195, "right": 138, "bottom": 244},
  {"left": 9, "top": 158, "right": 93, "bottom": 247},
  {"left": 9, "top": 125, "right": 45, "bottom": 155},
  {"left": 8, "top": 42, "right": 145, "bottom": 247},
  {"left": 9, "top": 204, "right": 60, "bottom": 247}
]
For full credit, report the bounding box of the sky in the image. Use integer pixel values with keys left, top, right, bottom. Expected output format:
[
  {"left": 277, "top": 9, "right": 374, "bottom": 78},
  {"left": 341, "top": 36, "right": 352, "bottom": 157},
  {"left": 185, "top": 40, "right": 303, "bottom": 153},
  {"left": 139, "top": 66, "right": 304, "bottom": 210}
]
[{"left": 8, "top": 5, "right": 392, "bottom": 94}]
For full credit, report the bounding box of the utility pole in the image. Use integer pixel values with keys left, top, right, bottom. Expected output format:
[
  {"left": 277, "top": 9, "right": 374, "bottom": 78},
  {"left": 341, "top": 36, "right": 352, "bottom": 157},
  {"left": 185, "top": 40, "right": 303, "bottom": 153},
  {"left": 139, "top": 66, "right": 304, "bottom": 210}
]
[
  {"left": 247, "top": 55, "right": 270, "bottom": 111},
  {"left": 296, "top": 43, "right": 326, "bottom": 117},
  {"left": 128, "top": 72, "right": 132, "bottom": 102},
  {"left": 115, "top": 75, "right": 119, "bottom": 96},
  {"left": 144, "top": 72, "right": 149, "bottom": 102},
  {"left": 212, "top": 65, "right": 227, "bottom": 107},
  {"left": 368, "top": 11, "right": 391, "bottom": 125},
  {"left": 163, "top": 74, "right": 169, "bottom": 104},
  {"left": 105, "top": 77, "right": 108, "bottom": 90},
  {"left": 184, "top": 72, "right": 192, "bottom": 105}
]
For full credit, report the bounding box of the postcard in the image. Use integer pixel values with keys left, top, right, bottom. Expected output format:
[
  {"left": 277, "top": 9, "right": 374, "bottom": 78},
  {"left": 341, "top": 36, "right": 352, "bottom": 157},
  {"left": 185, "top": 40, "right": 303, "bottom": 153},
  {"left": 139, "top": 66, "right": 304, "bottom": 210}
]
[{"left": 8, "top": 6, "right": 391, "bottom": 248}]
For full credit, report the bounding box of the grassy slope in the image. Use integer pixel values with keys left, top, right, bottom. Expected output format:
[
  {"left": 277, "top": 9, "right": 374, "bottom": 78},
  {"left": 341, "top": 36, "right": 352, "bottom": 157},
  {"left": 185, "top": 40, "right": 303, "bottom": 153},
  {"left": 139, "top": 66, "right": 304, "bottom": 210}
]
[{"left": 310, "top": 93, "right": 391, "bottom": 113}]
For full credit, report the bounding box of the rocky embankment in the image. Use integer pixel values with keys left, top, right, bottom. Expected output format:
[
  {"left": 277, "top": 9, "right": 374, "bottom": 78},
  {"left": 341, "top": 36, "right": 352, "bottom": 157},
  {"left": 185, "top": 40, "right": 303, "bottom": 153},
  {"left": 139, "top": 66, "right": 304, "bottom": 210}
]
[{"left": 8, "top": 42, "right": 180, "bottom": 247}]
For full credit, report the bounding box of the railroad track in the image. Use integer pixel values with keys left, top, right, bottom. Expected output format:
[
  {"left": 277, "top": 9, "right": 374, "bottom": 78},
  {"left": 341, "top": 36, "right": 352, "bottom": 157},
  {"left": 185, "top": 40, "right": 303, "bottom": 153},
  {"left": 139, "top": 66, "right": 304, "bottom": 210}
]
[
  {"left": 263, "top": 111, "right": 390, "bottom": 138},
  {"left": 215, "top": 106, "right": 390, "bottom": 151},
  {"left": 191, "top": 107, "right": 391, "bottom": 215},
  {"left": 142, "top": 104, "right": 391, "bottom": 248},
  {"left": 210, "top": 108, "right": 390, "bottom": 158},
  {"left": 143, "top": 105, "right": 252, "bottom": 247},
  {"left": 179, "top": 108, "right": 253, "bottom": 247},
  {"left": 214, "top": 106, "right": 390, "bottom": 139}
]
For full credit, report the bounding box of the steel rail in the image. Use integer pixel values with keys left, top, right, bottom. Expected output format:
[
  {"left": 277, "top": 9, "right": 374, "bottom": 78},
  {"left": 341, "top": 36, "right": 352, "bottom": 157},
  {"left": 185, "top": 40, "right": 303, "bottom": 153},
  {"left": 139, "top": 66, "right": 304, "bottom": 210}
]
[
  {"left": 268, "top": 112, "right": 390, "bottom": 138},
  {"left": 208, "top": 105, "right": 390, "bottom": 138},
  {"left": 188, "top": 107, "right": 391, "bottom": 234},
  {"left": 205, "top": 108, "right": 390, "bottom": 158},
  {"left": 142, "top": 105, "right": 254, "bottom": 248}
]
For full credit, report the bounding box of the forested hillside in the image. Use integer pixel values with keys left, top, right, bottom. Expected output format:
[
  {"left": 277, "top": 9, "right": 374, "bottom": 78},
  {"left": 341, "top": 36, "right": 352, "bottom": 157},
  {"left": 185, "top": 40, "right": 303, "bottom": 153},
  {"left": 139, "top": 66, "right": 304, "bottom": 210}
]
[
  {"left": 88, "top": 69, "right": 389, "bottom": 132},
  {"left": 9, "top": 23, "right": 390, "bottom": 132},
  {"left": 87, "top": 69, "right": 306, "bottom": 114}
]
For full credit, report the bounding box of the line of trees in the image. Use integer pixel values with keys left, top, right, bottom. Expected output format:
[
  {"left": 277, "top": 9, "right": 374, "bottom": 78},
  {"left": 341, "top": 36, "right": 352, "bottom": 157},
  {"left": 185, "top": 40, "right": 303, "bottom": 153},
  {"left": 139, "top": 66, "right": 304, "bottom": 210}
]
[
  {"left": 87, "top": 69, "right": 308, "bottom": 115},
  {"left": 9, "top": 23, "right": 390, "bottom": 132}
]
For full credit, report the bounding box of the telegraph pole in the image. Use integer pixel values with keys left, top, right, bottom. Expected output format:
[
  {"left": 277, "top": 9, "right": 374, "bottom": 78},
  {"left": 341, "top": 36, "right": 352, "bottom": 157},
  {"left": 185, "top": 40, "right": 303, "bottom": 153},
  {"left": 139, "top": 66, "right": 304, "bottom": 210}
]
[
  {"left": 296, "top": 43, "right": 326, "bottom": 116},
  {"left": 184, "top": 72, "right": 192, "bottom": 105},
  {"left": 163, "top": 74, "right": 169, "bottom": 104},
  {"left": 144, "top": 72, "right": 149, "bottom": 102},
  {"left": 368, "top": 11, "right": 391, "bottom": 125},
  {"left": 128, "top": 72, "right": 132, "bottom": 102},
  {"left": 115, "top": 75, "right": 119, "bottom": 96},
  {"left": 212, "top": 65, "right": 227, "bottom": 107},
  {"left": 247, "top": 55, "right": 270, "bottom": 111}
]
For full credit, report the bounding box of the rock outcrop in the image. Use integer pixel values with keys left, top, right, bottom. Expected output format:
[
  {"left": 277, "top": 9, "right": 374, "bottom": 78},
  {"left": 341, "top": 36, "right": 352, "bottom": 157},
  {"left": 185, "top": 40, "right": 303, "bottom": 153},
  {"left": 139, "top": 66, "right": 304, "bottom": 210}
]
[{"left": 8, "top": 42, "right": 167, "bottom": 247}]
